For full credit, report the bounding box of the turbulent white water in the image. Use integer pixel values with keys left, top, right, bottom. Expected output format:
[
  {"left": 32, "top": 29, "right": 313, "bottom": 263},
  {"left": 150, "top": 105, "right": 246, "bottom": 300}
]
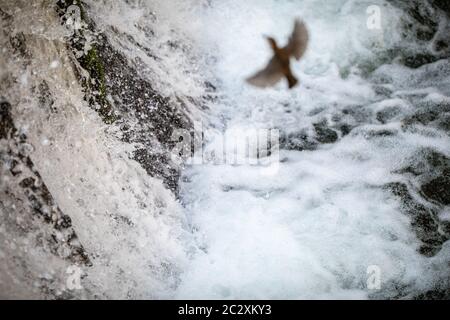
[
  {"left": 1, "top": 0, "right": 449, "bottom": 299},
  {"left": 171, "top": 0, "right": 450, "bottom": 299}
]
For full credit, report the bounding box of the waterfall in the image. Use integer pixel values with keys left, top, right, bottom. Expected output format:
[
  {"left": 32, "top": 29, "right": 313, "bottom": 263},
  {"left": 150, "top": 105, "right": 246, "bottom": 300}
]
[{"left": 1, "top": 0, "right": 449, "bottom": 299}]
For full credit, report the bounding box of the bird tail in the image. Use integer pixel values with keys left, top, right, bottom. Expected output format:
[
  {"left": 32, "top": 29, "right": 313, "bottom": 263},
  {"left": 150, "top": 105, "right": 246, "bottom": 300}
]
[{"left": 286, "top": 73, "right": 298, "bottom": 89}]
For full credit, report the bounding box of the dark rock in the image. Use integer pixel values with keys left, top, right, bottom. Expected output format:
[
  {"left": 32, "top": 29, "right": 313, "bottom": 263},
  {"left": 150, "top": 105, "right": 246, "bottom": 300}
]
[
  {"left": 384, "top": 182, "right": 448, "bottom": 257},
  {"left": 396, "top": 148, "right": 449, "bottom": 177},
  {"left": 134, "top": 149, "right": 180, "bottom": 192},
  {"left": 421, "top": 169, "right": 450, "bottom": 205},
  {"left": 9, "top": 32, "right": 30, "bottom": 61},
  {"left": 279, "top": 131, "right": 318, "bottom": 151},
  {"left": 341, "top": 106, "right": 372, "bottom": 123},
  {"left": 376, "top": 106, "right": 402, "bottom": 124},
  {"left": 96, "top": 36, "right": 191, "bottom": 192},
  {"left": 386, "top": 0, "right": 450, "bottom": 68},
  {"left": 402, "top": 54, "right": 437, "bottom": 69},
  {"left": 279, "top": 121, "right": 341, "bottom": 151},
  {"left": 0, "top": 100, "right": 90, "bottom": 266},
  {"left": 314, "top": 122, "right": 338, "bottom": 144},
  {"left": 415, "top": 287, "right": 450, "bottom": 300},
  {"left": 56, "top": 0, "right": 116, "bottom": 124},
  {"left": 437, "top": 113, "right": 450, "bottom": 133},
  {"left": 402, "top": 98, "right": 450, "bottom": 131},
  {"left": 394, "top": 148, "right": 450, "bottom": 206},
  {"left": 403, "top": 110, "right": 439, "bottom": 127},
  {"left": 0, "top": 100, "right": 14, "bottom": 138},
  {"left": 431, "top": 0, "right": 450, "bottom": 16},
  {"left": 339, "top": 124, "right": 353, "bottom": 136},
  {"left": 56, "top": 1, "right": 194, "bottom": 192},
  {"left": 96, "top": 36, "right": 190, "bottom": 148},
  {"left": 373, "top": 85, "right": 394, "bottom": 98},
  {"left": 360, "top": 128, "right": 398, "bottom": 139},
  {"left": 36, "top": 81, "right": 56, "bottom": 113}
]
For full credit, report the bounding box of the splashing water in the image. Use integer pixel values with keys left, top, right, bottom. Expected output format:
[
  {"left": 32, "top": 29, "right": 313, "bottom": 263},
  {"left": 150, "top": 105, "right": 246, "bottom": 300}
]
[
  {"left": 173, "top": 0, "right": 450, "bottom": 299},
  {"left": 1, "top": 0, "right": 449, "bottom": 299}
]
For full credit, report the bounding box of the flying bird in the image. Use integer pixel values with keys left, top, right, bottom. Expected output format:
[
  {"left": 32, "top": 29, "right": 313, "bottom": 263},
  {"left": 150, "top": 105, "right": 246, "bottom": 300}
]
[{"left": 247, "top": 19, "right": 309, "bottom": 89}]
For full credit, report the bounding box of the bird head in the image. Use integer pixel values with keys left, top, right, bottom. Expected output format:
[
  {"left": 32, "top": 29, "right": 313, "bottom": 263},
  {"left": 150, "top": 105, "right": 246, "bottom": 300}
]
[{"left": 264, "top": 36, "right": 278, "bottom": 51}]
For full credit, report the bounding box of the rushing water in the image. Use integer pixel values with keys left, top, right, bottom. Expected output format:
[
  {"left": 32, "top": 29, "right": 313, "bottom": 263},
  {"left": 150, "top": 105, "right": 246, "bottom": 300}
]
[
  {"left": 174, "top": 0, "right": 450, "bottom": 299},
  {"left": 1, "top": 0, "right": 449, "bottom": 299}
]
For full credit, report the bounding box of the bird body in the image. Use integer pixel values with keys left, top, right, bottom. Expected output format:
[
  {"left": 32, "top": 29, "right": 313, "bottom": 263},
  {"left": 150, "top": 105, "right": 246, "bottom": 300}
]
[{"left": 247, "top": 19, "right": 309, "bottom": 89}]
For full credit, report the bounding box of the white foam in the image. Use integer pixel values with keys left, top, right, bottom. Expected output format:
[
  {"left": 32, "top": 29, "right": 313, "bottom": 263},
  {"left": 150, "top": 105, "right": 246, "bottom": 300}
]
[{"left": 175, "top": 0, "right": 450, "bottom": 299}]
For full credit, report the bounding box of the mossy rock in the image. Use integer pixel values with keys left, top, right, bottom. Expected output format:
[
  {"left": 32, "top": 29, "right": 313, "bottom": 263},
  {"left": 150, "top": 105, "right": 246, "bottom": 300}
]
[
  {"left": 56, "top": 0, "right": 117, "bottom": 124},
  {"left": 82, "top": 48, "right": 117, "bottom": 124}
]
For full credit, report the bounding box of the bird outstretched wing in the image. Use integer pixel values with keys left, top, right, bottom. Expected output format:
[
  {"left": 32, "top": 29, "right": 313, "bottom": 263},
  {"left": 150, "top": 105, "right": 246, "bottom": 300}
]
[
  {"left": 285, "top": 19, "right": 309, "bottom": 60},
  {"left": 246, "top": 57, "right": 284, "bottom": 88}
]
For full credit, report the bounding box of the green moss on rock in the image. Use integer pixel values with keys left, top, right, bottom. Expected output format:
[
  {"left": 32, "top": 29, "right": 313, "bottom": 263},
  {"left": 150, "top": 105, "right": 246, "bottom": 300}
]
[
  {"left": 56, "top": 0, "right": 117, "bottom": 124},
  {"left": 82, "top": 47, "right": 117, "bottom": 124}
]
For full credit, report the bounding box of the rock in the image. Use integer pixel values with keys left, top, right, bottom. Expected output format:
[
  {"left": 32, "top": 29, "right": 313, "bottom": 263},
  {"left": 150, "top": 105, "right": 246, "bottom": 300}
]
[
  {"left": 437, "top": 113, "right": 450, "bottom": 133},
  {"left": 402, "top": 98, "right": 450, "bottom": 132},
  {"left": 396, "top": 148, "right": 449, "bottom": 177},
  {"left": 0, "top": 100, "right": 91, "bottom": 267},
  {"left": 279, "top": 130, "right": 318, "bottom": 151},
  {"left": 9, "top": 32, "right": 30, "bottom": 61},
  {"left": 0, "top": 100, "right": 14, "bottom": 138},
  {"left": 421, "top": 169, "right": 450, "bottom": 205},
  {"left": 36, "top": 81, "right": 56, "bottom": 113},
  {"left": 384, "top": 182, "right": 448, "bottom": 257},
  {"left": 314, "top": 122, "right": 338, "bottom": 144},
  {"left": 359, "top": 128, "right": 398, "bottom": 139},
  {"left": 415, "top": 287, "right": 450, "bottom": 300},
  {"left": 373, "top": 85, "right": 394, "bottom": 98},
  {"left": 402, "top": 54, "right": 438, "bottom": 69},
  {"left": 403, "top": 110, "right": 440, "bottom": 127},
  {"left": 386, "top": 0, "right": 450, "bottom": 68},
  {"left": 394, "top": 148, "right": 450, "bottom": 206},
  {"left": 431, "top": 0, "right": 450, "bottom": 16},
  {"left": 56, "top": 1, "right": 116, "bottom": 124},
  {"left": 376, "top": 106, "right": 402, "bottom": 124},
  {"left": 95, "top": 36, "right": 192, "bottom": 191},
  {"left": 279, "top": 121, "right": 340, "bottom": 152},
  {"left": 339, "top": 124, "right": 353, "bottom": 136},
  {"left": 341, "top": 106, "right": 370, "bottom": 123},
  {"left": 56, "top": 1, "right": 195, "bottom": 192}
]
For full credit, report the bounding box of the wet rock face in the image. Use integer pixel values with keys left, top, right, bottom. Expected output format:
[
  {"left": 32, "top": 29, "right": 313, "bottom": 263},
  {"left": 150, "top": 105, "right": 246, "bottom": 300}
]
[
  {"left": 278, "top": 93, "right": 450, "bottom": 261},
  {"left": 421, "top": 172, "right": 450, "bottom": 206},
  {"left": 376, "top": 106, "right": 402, "bottom": 124},
  {"left": 94, "top": 35, "right": 190, "bottom": 191},
  {"left": 1, "top": 99, "right": 90, "bottom": 266},
  {"left": 431, "top": 0, "right": 450, "bottom": 15},
  {"left": 402, "top": 100, "right": 450, "bottom": 133},
  {"left": 55, "top": 0, "right": 115, "bottom": 123},
  {"left": 280, "top": 130, "right": 318, "bottom": 151},
  {"left": 397, "top": 149, "right": 449, "bottom": 178},
  {"left": 56, "top": 1, "right": 192, "bottom": 193},
  {"left": 1, "top": 98, "right": 91, "bottom": 298},
  {"left": 386, "top": 0, "right": 450, "bottom": 68},
  {"left": 280, "top": 120, "right": 340, "bottom": 151},
  {"left": 415, "top": 287, "right": 450, "bottom": 300},
  {"left": 0, "top": 100, "right": 14, "bottom": 138},
  {"left": 313, "top": 121, "right": 339, "bottom": 144},
  {"left": 415, "top": 152, "right": 450, "bottom": 206},
  {"left": 389, "top": 148, "right": 450, "bottom": 257},
  {"left": 385, "top": 182, "right": 448, "bottom": 257}
]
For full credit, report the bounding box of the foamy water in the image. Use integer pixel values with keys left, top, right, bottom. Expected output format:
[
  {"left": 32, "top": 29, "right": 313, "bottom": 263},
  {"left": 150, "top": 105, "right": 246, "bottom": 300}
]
[
  {"left": 1, "top": 0, "right": 449, "bottom": 299},
  {"left": 172, "top": 0, "right": 450, "bottom": 299}
]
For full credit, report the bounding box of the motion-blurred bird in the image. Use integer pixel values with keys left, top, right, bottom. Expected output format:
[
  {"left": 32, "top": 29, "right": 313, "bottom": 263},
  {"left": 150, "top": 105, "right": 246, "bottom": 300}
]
[{"left": 247, "top": 19, "right": 309, "bottom": 89}]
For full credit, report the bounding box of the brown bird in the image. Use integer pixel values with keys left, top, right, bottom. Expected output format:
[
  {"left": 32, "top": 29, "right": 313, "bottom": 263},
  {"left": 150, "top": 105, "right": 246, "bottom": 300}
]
[{"left": 247, "top": 19, "right": 309, "bottom": 89}]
